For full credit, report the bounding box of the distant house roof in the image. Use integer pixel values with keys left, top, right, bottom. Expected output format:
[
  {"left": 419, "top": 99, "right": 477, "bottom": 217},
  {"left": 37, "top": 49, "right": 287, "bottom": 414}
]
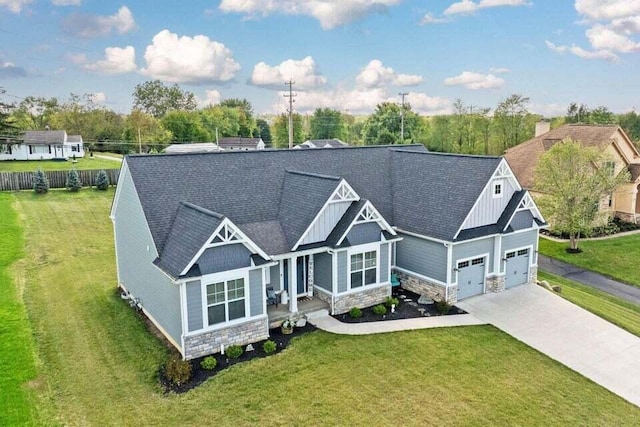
[
  {"left": 124, "top": 146, "right": 504, "bottom": 275},
  {"left": 505, "top": 124, "right": 623, "bottom": 188},
  {"left": 23, "top": 130, "right": 67, "bottom": 145},
  {"left": 164, "top": 143, "right": 222, "bottom": 154},
  {"left": 67, "top": 135, "right": 83, "bottom": 143},
  {"left": 218, "top": 137, "right": 263, "bottom": 149},
  {"left": 300, "top": 139, "right": 349, "bottom": 149}
]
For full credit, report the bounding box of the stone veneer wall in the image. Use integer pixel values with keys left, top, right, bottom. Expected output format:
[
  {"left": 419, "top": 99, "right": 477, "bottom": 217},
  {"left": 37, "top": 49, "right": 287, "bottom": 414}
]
[
  {"left": 529, "top": 265, "right": 538, "bottom": 284},
  {"left": 333, "top": 285, "right": 390, "bottom": 315},
  {"left": 485, "top": 275, "right": 505, "bottom": 293},
  {"left": 394, "top": 270, "right": 456, "bottom": 304},
  {"left": 183, "top": 317, "right": 268, "bottom": 360},
  {"left": 314, "top": 288, "right": 332, "bottom": 306}
]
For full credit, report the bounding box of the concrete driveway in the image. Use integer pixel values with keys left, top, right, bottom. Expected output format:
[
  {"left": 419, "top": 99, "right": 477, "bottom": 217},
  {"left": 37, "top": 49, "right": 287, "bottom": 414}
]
[{"left": 457, "top": 284, "right": 640, "bottom": 407}]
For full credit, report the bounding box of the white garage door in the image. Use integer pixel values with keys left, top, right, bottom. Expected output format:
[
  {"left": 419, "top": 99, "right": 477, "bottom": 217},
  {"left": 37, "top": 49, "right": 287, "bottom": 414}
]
[
  {"left": 456, "top": 257, "right": 485, "bottom": 300},
  {"left": 505, "top": 248, "right": 530, "bottom": 288}
]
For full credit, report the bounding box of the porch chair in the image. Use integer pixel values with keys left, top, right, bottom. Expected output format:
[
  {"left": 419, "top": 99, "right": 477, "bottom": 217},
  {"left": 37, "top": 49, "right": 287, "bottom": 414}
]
[
  {"left": 391, "top": 273, "right": 401, "bottom": 289},
  {"left": 266, "top": 286, "right": 278, "bottom": 307}
]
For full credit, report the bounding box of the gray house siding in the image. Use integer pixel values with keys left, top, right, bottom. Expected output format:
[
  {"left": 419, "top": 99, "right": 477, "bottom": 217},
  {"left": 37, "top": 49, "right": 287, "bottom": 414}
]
[
  {"left": 314, "top": 252, "right": 333, "bottom": 291},
  {"left": 269, "top": 264, "right": 280, "bottom": 291},
  {"left": 452, "top": 237, "right": 495, "bottom": 274},
  {"left": 395, "top": 233, "right": 447, "bottom": 283},
  {"left": 196, "top": 243, "right": 252, "bottom": 276},
  {"left": 301, "top": 200, "right": 351, "bottom": 246},
  {"left": 249, "top": 268, "right": 263, "bottom": 317},
  {"left": 114, "top": 164, "right": 182, "bottom": 345},
  {"left": 337, "top": 250, "right": 348, "bottom": 293},
  {"left": 510, "top": 210, "right": 535, "bottom": 231},
  {"left": 186, "top": 280, "right": 202, "bottom": 332},
  {"left": 462, "top": 174, "right": 518, "bottom": 230},
  {"left": 346, "top": 222, "right": 382, "bottom": 246},
  {"left": 380, "top": 243, "right": 389, "bottom": 282}
]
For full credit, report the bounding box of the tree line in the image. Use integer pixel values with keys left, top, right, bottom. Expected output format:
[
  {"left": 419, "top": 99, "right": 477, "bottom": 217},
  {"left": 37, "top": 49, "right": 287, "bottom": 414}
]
[{"left": 2, "top": 82, "right": 640, "bottom": 155}]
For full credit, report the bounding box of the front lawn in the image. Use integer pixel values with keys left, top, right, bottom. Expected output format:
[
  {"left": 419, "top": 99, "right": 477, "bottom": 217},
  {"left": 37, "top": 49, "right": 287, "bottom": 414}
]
[
  {"left": 4, "top": 190, "right": 640, "bottom": 425},
  {"left": 0, "top": 156, "right": 121, "bottom": 172},
  {"left": 538, "top": 271, "right": 640, "bottom": 337},
  {"left": 539, "top": 235, "right": 640, "bottom": 287}
]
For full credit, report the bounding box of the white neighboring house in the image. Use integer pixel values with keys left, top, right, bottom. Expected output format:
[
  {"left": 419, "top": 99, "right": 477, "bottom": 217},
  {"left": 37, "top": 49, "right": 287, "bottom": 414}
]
[
  {"left": 164, "top": 143, "right": 223, "bottom": 154},
  {"left": 0, "top": 130, "right": 85, "bottom": 161},
  {"left": 294, "top": 139, "right": 349, "bottom": 149}
]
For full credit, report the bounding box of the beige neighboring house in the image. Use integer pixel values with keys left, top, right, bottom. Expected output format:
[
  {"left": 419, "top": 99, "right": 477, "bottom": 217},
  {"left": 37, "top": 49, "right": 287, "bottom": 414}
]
[{"left": 505, "top": 122, "right": 640, "bottom": 223}]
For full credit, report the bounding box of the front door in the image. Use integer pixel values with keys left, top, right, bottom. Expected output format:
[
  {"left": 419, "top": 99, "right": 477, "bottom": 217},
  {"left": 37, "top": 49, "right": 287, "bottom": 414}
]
[{"left": 296, "top": 256, "right": 307, "bottom": 296}]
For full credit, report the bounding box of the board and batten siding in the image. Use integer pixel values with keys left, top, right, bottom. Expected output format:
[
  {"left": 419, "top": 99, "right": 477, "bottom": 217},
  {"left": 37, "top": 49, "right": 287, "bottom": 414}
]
[
  {"left": 452, "top": 236, "right": 495, "bottom": 274},
  {"left": 380, "top": 243, "right": 389, "bottom": 283},
  {"left": 186, "top": 280, "right": 202, "bottom": 332},
  {"left": 337, "top": 250, "right": 348, "bottom": 293},
  {"left": 299, "top": 200, "right": 351, "bottom": 246},
  {"left": 314, "top": 252, "right": 333, "bottom": 291},
  {"left": 346, "top": 222, "right": 382, "bottom": 246},
  {"left": 249, "top": 268, "right": 263, "bottom": 317},
  {"left": 395, "top": 233, "right": 447, "bottom": 283},
  {"left": 114, "top": 164, "right": 182, "bottom": 345},
  {"left": 196, "top": 244, "right": 252, "bottom": 276},
  {"left": 461, "top": 174, "right": 518, "bottom": 230}
]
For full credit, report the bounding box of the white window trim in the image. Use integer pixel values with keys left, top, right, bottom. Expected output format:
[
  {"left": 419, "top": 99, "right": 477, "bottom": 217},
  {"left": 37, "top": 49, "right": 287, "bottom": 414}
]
[
  {"left": 200, "top": 269, "right": 250, "bottom": 330},
  {"left": 502, "top": 244, "right": 534, "bottom": 274},
  {"left": 492, "top": 180, "right": 504, "bottom": 199},
  {"left": 346, "top": 242, "right": 380, "bottom": 291}
]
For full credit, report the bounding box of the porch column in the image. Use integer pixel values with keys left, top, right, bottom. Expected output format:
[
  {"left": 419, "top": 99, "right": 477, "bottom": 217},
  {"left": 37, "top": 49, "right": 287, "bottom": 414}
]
[{"left": 289, "top": 256, "right": 298, "bottom": 313}]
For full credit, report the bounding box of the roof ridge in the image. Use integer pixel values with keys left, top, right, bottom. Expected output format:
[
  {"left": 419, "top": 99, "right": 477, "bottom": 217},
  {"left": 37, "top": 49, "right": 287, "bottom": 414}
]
[
  {"left": 180, "top": 201, "right": 225, "bottom": 219},
  {"left": 285, "top": 170, "right": 342, "bottom": 181},
  {"left": 391, "top": 149, "right": 501, "bottom": 160}
]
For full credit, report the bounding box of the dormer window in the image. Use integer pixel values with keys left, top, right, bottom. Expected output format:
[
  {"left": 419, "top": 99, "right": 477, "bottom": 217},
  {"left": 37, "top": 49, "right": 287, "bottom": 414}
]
[{"left": 493, "top": 180, "right": 503, "bottom": 198}]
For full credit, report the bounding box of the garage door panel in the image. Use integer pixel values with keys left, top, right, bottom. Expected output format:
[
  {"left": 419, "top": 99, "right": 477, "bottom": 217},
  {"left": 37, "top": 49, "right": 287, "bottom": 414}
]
[
  {"left": 456, "top": 257, "right": 485, "bottom": 300},
  {"left": 505, "top": 248, "right": 529, "bottom": 288}
]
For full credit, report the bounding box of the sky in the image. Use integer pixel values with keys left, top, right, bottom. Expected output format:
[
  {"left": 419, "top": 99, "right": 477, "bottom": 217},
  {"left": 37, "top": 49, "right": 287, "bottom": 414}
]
[{"left": 1, "top": 0, "right": 639, "bottom": 117}]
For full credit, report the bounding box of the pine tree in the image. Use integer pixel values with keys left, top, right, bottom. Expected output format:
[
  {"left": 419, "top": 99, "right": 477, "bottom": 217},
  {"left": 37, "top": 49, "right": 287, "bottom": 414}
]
[
  {"left": 33, "top": 168, "right": 49, "bottom": 194},
  {"left": 66, "top": 168, "right": 82, "bottom": 192},
  {"left": 95, "top": 169, "right": 110, "bottom": 191}
]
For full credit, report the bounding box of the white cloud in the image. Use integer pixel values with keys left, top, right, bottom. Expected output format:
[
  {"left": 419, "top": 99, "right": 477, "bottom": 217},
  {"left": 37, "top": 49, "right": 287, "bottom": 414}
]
[
  {"left": 84, "top": 46, "right": 136, "bottom": 74},
  {"left": 444, "top": 0, "right": 529, "bottom": 15},
  {"left": 52, "top": 0, "right": 81, "bottom": 5},
  {"left": 197, "top": 90, "right": 222, "bottom": 108},
  {"left": 141, "top": 30, "right": 241, "bottom": 84},
  {"left": 575, "top": 0, "right": 640, "bottom": 21},
  {"left": 355, "top": 60, "right": 423, "bottom": 89},
  {"left": 219, "top": 0, "right": 402, "bottom": 30},
  {"left": 0, "top": 0, "right": 32, "bottom": 13},
  {"left": 545, "top": 40, "right": 619, "bottom": 62},
  {"left": 444, "top": 71, "right": 504, "bottom": 89},
  {"left": 62, "top": 6, "right": 135, "bottom": 38},
  {"left": 66, "top": 52, "right": 87, "bottom": 65},
  {"left": 0, "top": 61, "right": 28, "bottom": 78},
  {"left": 420, "top": 13, "right": 448, "bottom": 25},
  {"left": 586, "top": 24, "right": 640, "bottom": 52},
  {"left": 489, "top": 67, "right": 511, "bottom": 73},
  {"left": 405, "top": 92, "right": 452, "bottom": 115},
  {"left": 250, "top": 56, "right": 327, "bottom": 90},
  {"left": 89, "top": 92, "right": 106, "bottom": 104}
]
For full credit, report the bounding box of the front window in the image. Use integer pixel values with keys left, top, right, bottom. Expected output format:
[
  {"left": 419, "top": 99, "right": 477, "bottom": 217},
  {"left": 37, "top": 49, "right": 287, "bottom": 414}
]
[
  {"left": 350, "top": 250, "right": 377, "bottom": 289},
  {"left": 206, "top": 278, "right": 245, "bottom": 326},
  {"left": 493, "top": 180, "right": 503, "bottom": 198}
]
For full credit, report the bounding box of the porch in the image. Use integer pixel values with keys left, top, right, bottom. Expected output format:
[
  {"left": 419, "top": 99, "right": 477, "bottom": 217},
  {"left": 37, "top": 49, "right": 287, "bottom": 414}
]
[{"left": 267, "top": 296, "right": 329, "bottom": 328}]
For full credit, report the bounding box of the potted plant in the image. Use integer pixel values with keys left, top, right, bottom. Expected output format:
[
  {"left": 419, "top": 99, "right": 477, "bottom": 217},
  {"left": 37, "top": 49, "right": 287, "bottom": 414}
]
[{"left": 281, "top": 318, "right": 295, "bottom": 335}]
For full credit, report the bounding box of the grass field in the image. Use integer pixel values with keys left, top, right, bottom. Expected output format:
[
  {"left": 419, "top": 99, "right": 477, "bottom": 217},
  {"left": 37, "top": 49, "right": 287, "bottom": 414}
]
[
  {"left": 538, "top": 271, "right": 640, "bottom": 337},
  {"left": 539, "top": 235, "right": 640, "bottom": 288},
  {"left": 3, "top": 191, "right": 640, "bottom": 425},
  {"left": 0, "top": 156, "right": 121, "bottom": 172}
]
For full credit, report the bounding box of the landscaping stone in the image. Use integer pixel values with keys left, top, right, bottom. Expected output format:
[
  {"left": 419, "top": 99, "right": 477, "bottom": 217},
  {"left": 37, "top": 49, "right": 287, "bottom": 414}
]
[{"left": 418, "top": 295, "right": 433, "bottom": 305}]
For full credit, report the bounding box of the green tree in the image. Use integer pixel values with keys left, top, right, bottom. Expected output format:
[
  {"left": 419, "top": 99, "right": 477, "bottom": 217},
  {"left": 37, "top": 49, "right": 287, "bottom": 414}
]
[
  {"left": 309, "top": 108, "right": 347, "bottom": 140},
  {"left": 132, "top": 80, "right": 197, "bottom": 118},
  {"left": 618, "top": 110, "right": 640, "bottom": 143},
  {"left": 32, "top": 168, "right": 49, "bottom": 194},
  {"left": 255, "top": 118, "right": 272, "bottom": 144},
  {"left": 589, "top": 106, "right": 615, "bottom": 124},
  {"left": 362, "top": 102, "right": 420, "bottom": 145},
  {"left": 123, "top": 110, "right": 172, "bottom": 153},
  {"left": 95, "top": 170, "right": 110, "bottom": 191},
  {"left": 199, "top": 106, "right": 241, "bottom": 138},
  {"left": 472, "top": 108, "right": 492, "bottom": 155},
  {"left": 272, "top": 113, "right": 304, "bottom": 148},
  {"left": 12, "top": 96, "right": 59, "bottom": 130},
  {"left": 65, "top": 168, "right": 82, "bottom": 192},
  {"left": 494, "top": 94, "right": 530, "bottom": 152},
  {"left": 219, "top": 98, "right": 256, "bottom": 137},
  {"left": 0, "top": 88, "right": 18, "bottom": 138},
  {"left": 535, "top": 139, "right": 630, "bottom": 250},
  {"left": 426, "top": 115, "right": 453, "bottom": 152},
  {"left": 161, "top": 111, "right": 209, "bottom": 142}
]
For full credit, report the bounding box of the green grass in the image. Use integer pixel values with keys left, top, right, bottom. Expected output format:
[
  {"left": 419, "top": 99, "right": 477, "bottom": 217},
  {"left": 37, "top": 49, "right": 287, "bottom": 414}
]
[
  {"left": 0, "top": 194, "right": 39, "bottom": 425},
  {"left": 539, "top": 235, "right": 640, "bottom": 287},
  {"left": 0, "top": 156, "right": 121, "bottom": 172},
  {"left": 4, "top": 190, "right": 640, "bottom": 425},
  {"left": 538, "top": 271, "right": 640, "bottom": 337}
]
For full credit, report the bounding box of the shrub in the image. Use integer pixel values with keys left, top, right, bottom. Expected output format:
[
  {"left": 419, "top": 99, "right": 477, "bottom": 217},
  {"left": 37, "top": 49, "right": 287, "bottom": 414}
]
[
  {"left": 385, "top": 296, "right": 399, "bottom": 309},
  {"left": 263, "top": 340, "right": 277, "bottom": 354},
  {"left": 349, "top": 307, "right": 362, "bottom": 318},
  {"left": 200, "top": 356, "right": 217, "bottom": 370},
  {"left": 372, "top": 304, "right": 387, "bottom": 316},
  {"left": 164, "top": 357, "right": 192, "bottom": 386},
  {"left": 226, "top": 344, "right": 243, "bottom": 359},
  {"left": 33, "top": 168, "right": 49, "bottom": 194},
  {"left": 435, "top": 299, "right": 451, "bottom": 315},
  {"left": 95, "top": 169, "right": 110, "bottom": 190},
  {"left": 65, "top": 168, "right": 82, "bottom": 192}
]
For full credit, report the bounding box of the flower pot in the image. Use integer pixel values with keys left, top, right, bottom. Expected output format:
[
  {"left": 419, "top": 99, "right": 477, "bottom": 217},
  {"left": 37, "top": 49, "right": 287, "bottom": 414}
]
[{"left": 281, "top": 325, "right": 294, "bottom": 335}]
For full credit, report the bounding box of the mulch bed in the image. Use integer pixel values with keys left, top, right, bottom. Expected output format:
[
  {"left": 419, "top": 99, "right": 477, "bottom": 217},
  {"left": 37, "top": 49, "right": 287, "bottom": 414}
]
[
  {"left": 332, "top": 288, "right": 466, "bottom": 324},
  {"left": 158, "top": 323, "right": 317, "bottom": 394}
]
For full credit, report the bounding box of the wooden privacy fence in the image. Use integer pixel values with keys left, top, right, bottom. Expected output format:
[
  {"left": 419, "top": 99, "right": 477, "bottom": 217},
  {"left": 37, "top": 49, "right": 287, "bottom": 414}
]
[{"left": 0, "top": 169, "right": 120, "bottom": 191}]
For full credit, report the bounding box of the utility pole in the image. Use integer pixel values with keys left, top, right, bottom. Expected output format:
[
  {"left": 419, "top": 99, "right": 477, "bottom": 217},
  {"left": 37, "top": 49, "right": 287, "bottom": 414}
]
[
  {"left": 284, "top": 80, "right": 296, "bottom": 149},
  {"left": 399, "top": 92, "right": 408, "bottom": 142},
  {"left": 137, "top": 127, "right": 142, "bottom": 154}
]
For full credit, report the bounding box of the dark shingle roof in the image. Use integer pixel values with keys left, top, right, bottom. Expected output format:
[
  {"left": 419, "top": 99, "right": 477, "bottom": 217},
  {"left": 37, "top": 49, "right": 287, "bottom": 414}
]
[
  {"left": 218, "top": 137, "right": 262, "bottom": 148},
  {"left": 23, "top": 130, "right": 66, "bottom": 145},
  {"left": 125, "top": 145, "right": 504, "bottom": 264},
  {"left": 67, "top": 135, "right": 83, "bottom": 143},
  {"left": 153, "top": 202, "right": 223, "bottom": 278}
]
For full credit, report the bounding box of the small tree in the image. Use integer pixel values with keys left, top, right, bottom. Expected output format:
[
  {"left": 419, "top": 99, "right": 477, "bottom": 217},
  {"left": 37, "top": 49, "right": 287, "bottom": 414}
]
[
  {"left": 65, "top": 168, "right": 82, "bottom": 192},
  {"left": 33, "top": 168, "right": 49, "bottom": 194},
  {"left": 535, "top": 139, "right": 630, "bottom": 251},
  {"left": 95, "top": 169, "right": 110, "bottom": 191}
]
